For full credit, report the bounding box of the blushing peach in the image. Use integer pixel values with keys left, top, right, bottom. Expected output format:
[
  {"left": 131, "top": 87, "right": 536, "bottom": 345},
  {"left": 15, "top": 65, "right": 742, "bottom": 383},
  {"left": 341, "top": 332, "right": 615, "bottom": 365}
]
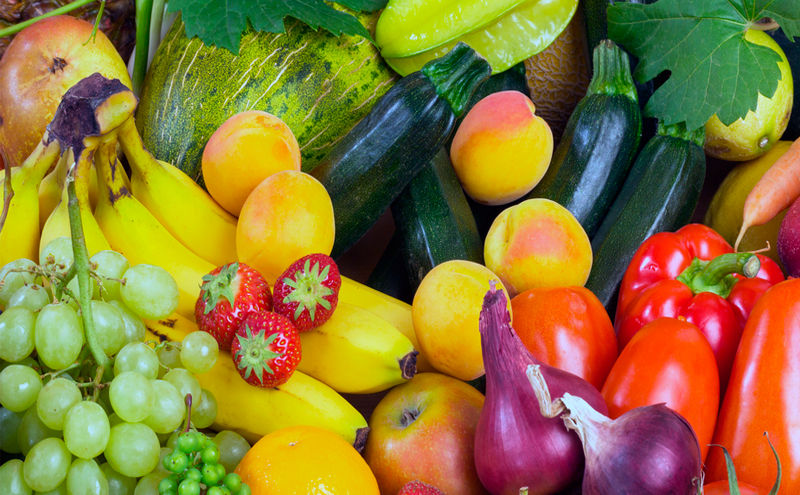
[
  {"left": 450, "top": 90, "right": 553, "bottom": 205},
  {"left": 412, "top": 260, "right": 511, "bottom": 381},
  {"left": 236, "top": 170, "right": 334, "bottom": 284},
  {"left": 202, "top": 110, "right": 302, "bottom": 216},
  {"left": 484, "top": 198, "right": 591, "bottom": 295}
]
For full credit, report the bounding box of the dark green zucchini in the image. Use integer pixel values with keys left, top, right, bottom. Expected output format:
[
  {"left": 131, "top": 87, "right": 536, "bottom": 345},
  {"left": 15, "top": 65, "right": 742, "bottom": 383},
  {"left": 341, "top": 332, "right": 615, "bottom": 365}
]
[
  {"left": 310, "top": 43, "right": 491, "bottom": 259},
  {"left": 526, "top": 39, "right": 641, "bottom": 238},
  {"left": 585, "top": 122, "right": 706, "bottom": 313},
  {"left": 365, "top": 233, "right": 414, "bottom": 303},
  {"left": 391, "top": 148, "right": 483, "bottom": 289}
]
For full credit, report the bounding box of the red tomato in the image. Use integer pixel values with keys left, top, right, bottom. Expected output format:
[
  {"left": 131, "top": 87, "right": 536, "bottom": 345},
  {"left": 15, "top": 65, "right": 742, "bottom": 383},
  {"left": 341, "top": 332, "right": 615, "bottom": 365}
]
[
  {"left": 510, "top": 286, "right": 617, "bottom": 390},
  {"left": 600, "top": 317, "right": 719, "bottom": 461},
  {"left": 703, "top": 480, "right": 765, "bottom": 495}
]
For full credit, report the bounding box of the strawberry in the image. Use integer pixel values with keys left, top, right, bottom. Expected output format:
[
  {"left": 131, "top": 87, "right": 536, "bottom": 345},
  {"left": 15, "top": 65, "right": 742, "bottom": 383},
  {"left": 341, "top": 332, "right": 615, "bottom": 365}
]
[
  {"left": 230, "top": 311, "right": 301, "bottom": 388},
  {"left": 195, "top": 262, "right": 272, "bottom": 351},
  {"left": 397, "top": 480, "right": 445, "bottom": 495},
  {"left": 273, "top": 253, "right": 341, "bottom": 332}
]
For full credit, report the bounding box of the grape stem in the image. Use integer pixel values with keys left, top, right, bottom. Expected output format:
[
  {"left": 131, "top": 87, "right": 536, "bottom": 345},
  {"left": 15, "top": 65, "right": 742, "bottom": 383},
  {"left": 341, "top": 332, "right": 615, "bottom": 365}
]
[
  {"left": 40, "top": 362, "right": 82, "bottom": 380},
  {"left": 184, "top": 393, "right": 193, "bottom": 432},
  {"left": 67, "top": 170, "right": 110, "bottom": 375}
]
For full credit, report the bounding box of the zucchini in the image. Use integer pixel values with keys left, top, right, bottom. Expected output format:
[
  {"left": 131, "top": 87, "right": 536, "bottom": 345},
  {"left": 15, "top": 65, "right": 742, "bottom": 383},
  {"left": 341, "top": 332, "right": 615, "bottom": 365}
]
[
  {"left": 365, "top": 233, "right": 414, "bottom": 304},
  {"left": 526, "top": 39, "right": 641, "bottom": 237},
  {"left": 585, "top": 122, "right": 706, "bottom": 312},
  {"left": 136, "top": 12, "right": 397, "bottom": 184},
  {"left": 311, "top": 42, "right": 491, "bottom": 258},
  {"left": 391, "top": 148, "right": 483, "bottom": 289}
]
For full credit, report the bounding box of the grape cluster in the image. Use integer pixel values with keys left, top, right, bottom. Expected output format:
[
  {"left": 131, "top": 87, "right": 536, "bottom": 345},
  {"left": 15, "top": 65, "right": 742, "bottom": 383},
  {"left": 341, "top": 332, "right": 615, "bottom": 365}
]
[
  {"left": 0, "top": 237, "right": 251, "bottom": 494},
  {"left": 158, "top": 430, "right": 251, "bottom": 495}
]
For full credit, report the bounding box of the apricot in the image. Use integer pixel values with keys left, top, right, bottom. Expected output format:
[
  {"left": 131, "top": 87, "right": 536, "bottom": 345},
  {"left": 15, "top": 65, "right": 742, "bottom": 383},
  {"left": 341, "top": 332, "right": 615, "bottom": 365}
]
[
  {"left": 202, "top": 111, "right": 302, "bottom": 216},
  {"left": 484, "top": 198, "right": 591, "bottom": 295},
  {"left": 412, "top": 260, "right": 511, "bottom": 381},
  {"left": 236, "top": 171, "right": 335, "bottom": 284},
  {"left": 450, "top": 90, "right": 553, "bottom": 205}
]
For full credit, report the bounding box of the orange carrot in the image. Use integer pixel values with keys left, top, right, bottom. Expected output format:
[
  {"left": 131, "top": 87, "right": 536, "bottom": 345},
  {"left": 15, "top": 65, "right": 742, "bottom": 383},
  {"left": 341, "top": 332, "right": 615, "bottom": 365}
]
[{"left": 736, "top": 137, "right": 800, "bottom": 251}]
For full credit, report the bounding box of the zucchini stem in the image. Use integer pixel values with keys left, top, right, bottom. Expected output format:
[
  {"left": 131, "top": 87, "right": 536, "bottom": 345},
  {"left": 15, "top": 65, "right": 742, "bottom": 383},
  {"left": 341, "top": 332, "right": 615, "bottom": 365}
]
[{"left": 587, "top": 39, "right": 638, "bottom": 103}]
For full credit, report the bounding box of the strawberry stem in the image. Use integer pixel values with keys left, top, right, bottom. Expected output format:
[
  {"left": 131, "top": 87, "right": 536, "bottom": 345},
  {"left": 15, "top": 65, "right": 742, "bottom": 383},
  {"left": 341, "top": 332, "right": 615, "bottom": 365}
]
[
  {"left": 281, "top": 259, "right": 334, "bottom": 323},
  {"left": 233, "top": 324, "right": 282, "bottom": 386}
]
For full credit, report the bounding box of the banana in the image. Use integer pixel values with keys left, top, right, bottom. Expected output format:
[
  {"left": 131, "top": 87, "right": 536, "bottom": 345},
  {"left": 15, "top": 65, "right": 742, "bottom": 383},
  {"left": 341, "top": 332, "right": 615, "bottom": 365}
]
[
  {"left": 93, "top": 142, "right": 215, "bottom": 320},
  {"left": 117, "top": 118, "right": 238, "bottom": 267},
  {"left": 0, "top": 138, "right": 61, "bottom": 268},
  {"left": 37, "top": 151, "right": 69, "bottom": 229},
  {"left": 339, "top": 275, "right": 433, "bottom": 371},
  {"left": 297, "top": 301, "right": 417, "bottom": 394},
  {"left": 144, "top": 313, "right": 369, "bottom": 449},
  {"left": 40, "top": 147, "right": 110, "bottom": 257}
]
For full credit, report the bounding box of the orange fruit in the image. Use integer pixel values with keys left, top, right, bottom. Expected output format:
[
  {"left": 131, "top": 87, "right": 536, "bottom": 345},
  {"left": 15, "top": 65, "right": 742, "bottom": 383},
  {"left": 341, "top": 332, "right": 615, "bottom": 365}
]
[{"left": 235, "top": 425, "right": 379, "bottom": 494}]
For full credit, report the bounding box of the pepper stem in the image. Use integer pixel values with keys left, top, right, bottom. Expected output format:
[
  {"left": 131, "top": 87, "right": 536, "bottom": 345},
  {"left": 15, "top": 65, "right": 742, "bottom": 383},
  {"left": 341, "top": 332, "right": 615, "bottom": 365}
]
[{"left": 677, "top": 252, "right": 760, "bottom": 298}]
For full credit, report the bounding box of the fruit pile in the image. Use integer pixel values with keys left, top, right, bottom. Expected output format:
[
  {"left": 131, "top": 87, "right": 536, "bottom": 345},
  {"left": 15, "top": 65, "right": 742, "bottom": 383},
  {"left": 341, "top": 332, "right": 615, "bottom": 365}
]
[{"left": 1, "top": 0, "right": 800, "bottom": 494}]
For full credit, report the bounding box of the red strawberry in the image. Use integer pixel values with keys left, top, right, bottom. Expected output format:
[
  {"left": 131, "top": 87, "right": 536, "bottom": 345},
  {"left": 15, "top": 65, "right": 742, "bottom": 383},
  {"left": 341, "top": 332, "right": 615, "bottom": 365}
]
[
  {"left": 195, "top": 262, "right": 272, "bottom": 351},
  {"left": 397, "top": 480, "right": 445, "bottom": 495},
  {"left": 230, "top": 311, "right": 301, "bottom": 388},
  {"left": 273, "top": 253, "right": 341, "bottom": 332}
]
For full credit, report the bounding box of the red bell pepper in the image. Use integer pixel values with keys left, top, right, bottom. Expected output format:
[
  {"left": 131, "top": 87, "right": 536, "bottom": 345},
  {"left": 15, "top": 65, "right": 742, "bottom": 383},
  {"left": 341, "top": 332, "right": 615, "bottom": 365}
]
[{"left": 614, "top": 223, "right": 784, "bottom": 390}]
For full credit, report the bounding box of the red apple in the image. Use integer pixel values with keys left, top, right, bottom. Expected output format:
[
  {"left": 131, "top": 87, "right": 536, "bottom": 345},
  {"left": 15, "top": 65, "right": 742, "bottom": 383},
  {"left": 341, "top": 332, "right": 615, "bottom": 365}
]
[
  {"left": 365, "top": 372, "right": 488, "bottom": 495},
  {"left": 0, "top": 15, "right": 132, "bottom": 168}
]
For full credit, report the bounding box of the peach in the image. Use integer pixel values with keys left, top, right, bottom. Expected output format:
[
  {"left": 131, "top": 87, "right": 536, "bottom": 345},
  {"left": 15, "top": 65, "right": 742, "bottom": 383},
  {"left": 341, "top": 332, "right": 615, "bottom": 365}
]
[
  {"left": 484, "top": 198, "right": 592, "bottom": 295},
  {"left": 236, "top": 170, "right": 335, "bottom": 284},
  {"left": 412, "top": 260, "right": 511, "bottom": 381},
  {"left": 450, "top": 90, "right": 553, "bottom": 205},
  {"left": 202, "top": 110, "right": 302, "bottom": 216}
]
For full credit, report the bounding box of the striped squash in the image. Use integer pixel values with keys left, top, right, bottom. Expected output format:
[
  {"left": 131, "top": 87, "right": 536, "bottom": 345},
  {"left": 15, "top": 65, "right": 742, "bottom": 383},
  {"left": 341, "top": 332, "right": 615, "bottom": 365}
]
[{"left": 136, "top": 12, "right": 397, "bottom": 183}]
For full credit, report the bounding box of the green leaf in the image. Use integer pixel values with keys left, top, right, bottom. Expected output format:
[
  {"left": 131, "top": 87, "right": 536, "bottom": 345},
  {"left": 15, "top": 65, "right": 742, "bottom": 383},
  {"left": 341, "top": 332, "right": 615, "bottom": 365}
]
[
  {"left": 608, "top": 0, "right": 800, "bottom": 130},
  {"left": 167, "top": 0, "right": 385, "bottom": 54}
]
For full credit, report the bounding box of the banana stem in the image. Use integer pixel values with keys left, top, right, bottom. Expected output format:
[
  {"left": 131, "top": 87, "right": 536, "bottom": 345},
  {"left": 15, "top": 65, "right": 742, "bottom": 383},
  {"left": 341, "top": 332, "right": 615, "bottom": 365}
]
[
  {"left": 0, "top": 152, "right": 13, "bottom": 235},
  {"left": 67, "top": 155, "right": 109, "bottom": 374}
]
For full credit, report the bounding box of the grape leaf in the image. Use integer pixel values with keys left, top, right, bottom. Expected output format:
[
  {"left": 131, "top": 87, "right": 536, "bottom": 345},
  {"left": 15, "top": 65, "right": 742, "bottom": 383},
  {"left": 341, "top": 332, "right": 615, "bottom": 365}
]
[
  {"left": 167, "top": 0, "right": 388, "bottom": 54},
  {"left": 608, "top": 0, "right": 800, "bottom": 130}
]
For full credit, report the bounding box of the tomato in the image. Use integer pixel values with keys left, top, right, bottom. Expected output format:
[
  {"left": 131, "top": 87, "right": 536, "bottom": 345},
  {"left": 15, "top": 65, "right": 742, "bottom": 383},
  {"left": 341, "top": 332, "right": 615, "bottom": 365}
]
[
  {"left": 703, "top": 480, "right": 765, "bottom": 495},
  {"left": 510, "top": 286, "right": 617, "bottom": 390},
  {"left": 706, "top": 278, "right": 800, "bottom": 491},
  {"left": 600, "top": 317, "right": 719, "bottom": 461}
]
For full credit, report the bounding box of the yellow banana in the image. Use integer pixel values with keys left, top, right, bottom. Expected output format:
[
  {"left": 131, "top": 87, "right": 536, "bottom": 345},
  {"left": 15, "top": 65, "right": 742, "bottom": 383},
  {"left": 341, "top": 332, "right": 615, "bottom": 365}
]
[
  {"left": 144, "top": 313, "right": 369, "bottom": 449},
  {"left": 37, "top": 151, "right": 69, "bottom": 229},
  {"left": 297, "top": 301, "right": 417, "bottom": 394},
  {"left": 93, "top": 142, "right": 215, "bottom": 320},
  {"left": 40, "top": 147, "right": 110, "bottom": 257},
  {"left": 0, "top": 138, "right": 61, "bottom": 268},
  {"left": 117, "top": 118, "right": 238, "bottom": 267},
  {"left": 339, "top": 275, "right": 432, "bottom": 371}
]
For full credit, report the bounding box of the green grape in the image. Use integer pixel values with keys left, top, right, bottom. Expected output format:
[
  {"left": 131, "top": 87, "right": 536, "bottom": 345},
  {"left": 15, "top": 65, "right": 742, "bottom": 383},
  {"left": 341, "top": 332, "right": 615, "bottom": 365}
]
[
  {"left": 223, "top": 473, "right": 242, "bottom": 493},
  {"left": 200, "top": 443, "right": 220, "bottom": 465},
  {"left": 155, "top": 447, "right": 173, "bottom": 474},
  {"left": 109, "top": 372, "right": 153, "bottom": 422},
  {"left": 165, "top": 431, "right": 181, "bottom": 450},
  {"left": 34, "top": 483, "right": 67, "bottom": 495},
  {"left": 105, "top": 422, "right": 160, "bottom": 478},
  {"left": 143, "top": 380, "right": 185, "bottom": 434},
  {"left": 212, "top": 431, "right": 250, "bottom": 474},
  {"left": 17, "top": 407, "right": 58, "bottom": 455},
  {"left": 156, "top": 345, "right": 181, "bottom": 375},
  {"left": 22, "top": 437, "right": 71, "bottom": 492},
  {"left": 86, "top": 300, "right": 127, "bottom": 357},
  {"left": 66, "top": 271, "right": 98, "bottom": 302},
  {"left": 0, "top": 258, "right": 37, "bottom": 310},
  {"left": 66, "top": 458, "right": 108, "bottom": 495},
  {"left": 0, "top": 458, "right": 32, "bottom": 495},
  {"left": 34, "top": 303, "right": 84, "bottom": 370},
  {"left": 120, "top": 265, "right": 179, "bottom": 320},
  {"left": 162, "top": 369, "right": 201, "bottom": 415},
  {"left": 0, "top": 407, "right": 23, "bottom": 453},
  {"left": 90, "top": 250, "right": 130, "bottom": 302},
  {"left": 177, "top": 479, "right": 200, "bottom": 495},
  {"left": 163, "top": 451, "right": 189, "bottom": 474},
  {"left": 7, "top": 284, "right": 50, "bottom": 313},
  {"left": 99, "top": 462, "right": 136, "bottom": 495},
  {"left": 158, "top": 476, "right": 177, "bottom": 494},
  {"left": 183, "top": 468, "right": 201, "bottom": 483},
  {"left": 132, "top": 472, "right": 166, "bottom": 495},
  {"left": 114, "top": 343, "right": 159, "bottom": 379},
  {"left": 175, "top": 433, "right": 200, "bottom": 454},
  {"left": 0, "top": 364, "right": 42, "bottom": 412},
  {"left": 200, "top": 463, "right": 222, "bottom": 486},
  {"left": 36, "top": 377, "right": 81, "bottom": 430},
  {"left": 63, "top": 401, "right": 110, "bottom": 459},
  {"left": 0, "top": 307, "right": 36, "bottom": 362},
  {"left": 39, "top": 237, "right": 73, "bottom": 277},
  {"left": 191, "top": 389, "right": 217, "bottom": 430},
  {"left": 179, "top": 332, "right": 218, "bottom": 375},
  {"left": 109, "top": 301, "right": 147, "bottom": 345},
  {"left": 239, "top": 485, "right": 251, "bottom": 495}
]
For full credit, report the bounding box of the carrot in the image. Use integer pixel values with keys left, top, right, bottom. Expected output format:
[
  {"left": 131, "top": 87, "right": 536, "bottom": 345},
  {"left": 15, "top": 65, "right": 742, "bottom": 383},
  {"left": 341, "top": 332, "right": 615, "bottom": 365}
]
[{"left": 735, "top": 137, "right": 800, "bottom": 251}]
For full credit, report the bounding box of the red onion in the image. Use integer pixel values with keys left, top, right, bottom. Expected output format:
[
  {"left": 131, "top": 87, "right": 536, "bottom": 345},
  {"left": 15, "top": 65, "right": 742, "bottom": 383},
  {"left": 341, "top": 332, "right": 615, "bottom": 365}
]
[
  {"left": 474, "top": 285, "right": 609, "bottom": 495},
  {"left": 526, "top": 365, "right": 703, "bottom": 495}
]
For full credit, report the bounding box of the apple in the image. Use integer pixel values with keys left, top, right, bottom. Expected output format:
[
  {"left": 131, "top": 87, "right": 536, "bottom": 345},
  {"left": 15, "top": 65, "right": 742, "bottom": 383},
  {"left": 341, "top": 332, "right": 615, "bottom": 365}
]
[
  {"left": 0, "top": 15, "right": 132, "bottom": 168},
  {"left": 364, "top": 372, "right": 488, "bottom": 495}
]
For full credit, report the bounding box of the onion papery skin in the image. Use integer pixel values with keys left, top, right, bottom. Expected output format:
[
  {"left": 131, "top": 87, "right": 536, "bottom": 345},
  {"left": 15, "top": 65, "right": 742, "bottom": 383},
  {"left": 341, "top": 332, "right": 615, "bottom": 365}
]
[{"left": 474, "top": 286, "right": 609, "bottom": 495}]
